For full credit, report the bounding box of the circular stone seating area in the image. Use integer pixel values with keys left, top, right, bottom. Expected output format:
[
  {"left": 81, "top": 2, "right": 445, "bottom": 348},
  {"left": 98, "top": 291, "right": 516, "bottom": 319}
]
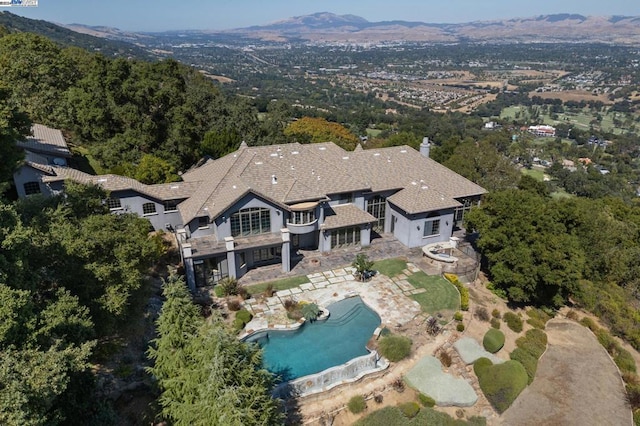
[{"left": 422, "top": 241, "right": 459, "bottom": 263}]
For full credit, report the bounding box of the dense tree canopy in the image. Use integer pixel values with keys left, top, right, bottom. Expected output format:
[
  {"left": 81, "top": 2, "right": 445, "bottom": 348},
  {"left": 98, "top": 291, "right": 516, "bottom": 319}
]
[
  {"left": 466, "top": 189, "right": 584, "bottom": 306},
  {"left": 284, "top": 116, "right": 359, "bottom": 150},
  {"left": 147, "top": 276, "right": 282, "bottom": 425}
]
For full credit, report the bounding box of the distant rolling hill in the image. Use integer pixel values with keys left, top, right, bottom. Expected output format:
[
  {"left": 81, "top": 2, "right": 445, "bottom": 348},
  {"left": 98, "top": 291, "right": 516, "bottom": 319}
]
[
  {"left": 0, "top": 11, "right": 153, "bottom": 58},
  {"left": 222, "top": 12, "right": 640, "bottom": 44}
]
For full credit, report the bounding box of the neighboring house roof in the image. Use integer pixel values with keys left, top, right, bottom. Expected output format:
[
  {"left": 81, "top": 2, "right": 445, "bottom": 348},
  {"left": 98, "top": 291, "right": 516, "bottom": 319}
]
[
  {"left": 17, "top": 124, "right": 71, "bottom": 158},
  {"left": 321, "top": 203, "right": 377, "bottom": 230},
  {"left": 41, "top": 167, "right": 199, "bottom": 201}
]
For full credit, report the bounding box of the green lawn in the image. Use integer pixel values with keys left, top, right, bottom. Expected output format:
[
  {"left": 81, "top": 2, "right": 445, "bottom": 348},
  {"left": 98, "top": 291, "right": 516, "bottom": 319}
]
[
  {"left": 366, "top": 128, "right": 383, "bottom": 137},
  {"left": 373, "top": 258, "right": 407, "bottom": 278},
  {"left": 407, "top": 272, "right": 460, "bottom": 315},
  {"left": 245, "top": 275, "right": 309, "bottom": 297},
  {"left": 521, "top": 168, "right": 545, "bottom": 181}
]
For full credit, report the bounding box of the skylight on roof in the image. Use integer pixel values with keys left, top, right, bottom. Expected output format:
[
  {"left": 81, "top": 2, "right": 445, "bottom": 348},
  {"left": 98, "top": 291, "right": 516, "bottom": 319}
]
[
  {"left": 270, "top": 153, "right": 278, "bottom": 157},
  {"left": 291, "top": 151, "right": 299, "bottom": 155},
  {"left": 255, "top": 161, "right": 263, "bottom": 165},
  {"left": 170, "top": 185, "right": 179, "bottom": 189},
  {"left": 374, "top": 153, "right": 381, "bottom": 156},
  {"left": 97, "top": 178, "right": 107, "bottom": 182},
  {"left": 400, "top": 149, "right": 407, "bottom": 153},
  {"left": 342, "top": 156, "right": 349, "bottom": 160},
  {"left": 319, "top": 147, "right": 326, "bottom": 151}
]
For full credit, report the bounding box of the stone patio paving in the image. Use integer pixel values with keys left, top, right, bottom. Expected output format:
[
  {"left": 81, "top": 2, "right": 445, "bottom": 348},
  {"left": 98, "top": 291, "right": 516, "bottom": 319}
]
[{"left": 240, "top": 263, "right": 427, "bottom": 338}]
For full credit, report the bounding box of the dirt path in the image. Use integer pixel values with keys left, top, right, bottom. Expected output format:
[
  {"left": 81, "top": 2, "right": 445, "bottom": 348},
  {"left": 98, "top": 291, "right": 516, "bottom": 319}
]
[{"left": 499, "top": 319, "right": 631, "bottom": 426}]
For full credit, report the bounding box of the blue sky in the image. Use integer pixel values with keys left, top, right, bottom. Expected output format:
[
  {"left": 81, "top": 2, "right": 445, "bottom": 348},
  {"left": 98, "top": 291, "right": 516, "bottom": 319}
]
[{"left": 6, "top": 0, "right": 640, "bottom": 32}]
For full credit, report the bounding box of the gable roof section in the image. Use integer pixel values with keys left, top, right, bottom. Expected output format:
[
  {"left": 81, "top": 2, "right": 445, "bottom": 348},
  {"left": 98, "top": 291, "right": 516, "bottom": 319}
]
[
  {"left": 178, "top": 142, "right": 372, "bottom": 224},
  {"left": 41, "top": 167, "right": 199, "bottom": 202},
  {"left": 321, "top": 203, "right": 377, "bottom": 230},
  {"left": 388, "top": 183, "right": 462, "bottom": 215},
  {"left": 17, "top": 124, "right": 71, "bottom": 158}
]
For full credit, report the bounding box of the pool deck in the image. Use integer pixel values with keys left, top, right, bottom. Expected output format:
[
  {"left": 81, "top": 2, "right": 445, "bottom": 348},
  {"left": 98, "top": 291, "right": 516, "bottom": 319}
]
[{"left": 240, "top": 263, "right": 425, "bottom": 339}]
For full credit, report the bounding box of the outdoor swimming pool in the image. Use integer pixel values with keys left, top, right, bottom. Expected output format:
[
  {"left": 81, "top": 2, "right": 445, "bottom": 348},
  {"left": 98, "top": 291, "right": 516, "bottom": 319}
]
[{"left": 245, "top": 296, "right": 381, "bottom": 382}]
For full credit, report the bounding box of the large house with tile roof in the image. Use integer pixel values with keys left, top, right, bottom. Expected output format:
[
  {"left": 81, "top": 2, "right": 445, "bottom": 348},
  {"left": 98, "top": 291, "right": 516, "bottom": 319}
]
[{"left": 15, "top": 126, "right": 486, "bottom": 291}]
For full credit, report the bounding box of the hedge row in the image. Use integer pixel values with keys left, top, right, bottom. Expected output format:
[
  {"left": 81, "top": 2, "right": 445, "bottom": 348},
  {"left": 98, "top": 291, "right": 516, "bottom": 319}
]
[
  {"left": 510, "top": 329, "right": 548, "bottom": 384},
  {"left": 503, "top": 312, "right": 523, "bottom": 333},
  {"left": 444, "top": 273, "right": 469, "bottom": 311}
]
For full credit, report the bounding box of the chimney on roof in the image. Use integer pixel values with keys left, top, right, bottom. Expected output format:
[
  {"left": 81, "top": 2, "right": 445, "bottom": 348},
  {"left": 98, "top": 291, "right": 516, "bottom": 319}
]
[
  {"left": 239, "top": 141, "right": 248, "bottom": 149},
  {"left": 420, "top": 137, "right": 431, "bottom": 158},
  {"left": 271, "top": 175, "right": 277, "bottom": 185}
]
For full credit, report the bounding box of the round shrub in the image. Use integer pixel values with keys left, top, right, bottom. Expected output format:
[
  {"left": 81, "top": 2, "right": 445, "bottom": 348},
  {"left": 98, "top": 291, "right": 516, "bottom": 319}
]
[
  {"left": 456, "top": 323, "right": 465, "bottom": 332},
  {"left": 347, "top": 395, "right": 366, "bottom": 414},
  {"left": 378, "top": 335, "right": 412, "bottom": 362},
  {"left": 399, "top": 401, "right": 420, "bottom": 419},
  {"left": 490, "top": 317, "right": 501, "bottom": 329},
  {"left": 503, "top": 312, "right": 523, "bottom": 333},
  {"left": 418, "top": 393, "right": 435, "bottom": 407},
  {"left": 233, "top": 317, "right": 246, "bottom": 331},
  {"left": 454, "top": 311, "right": 464, "bottom": 322},
  {"left": 492, "top": 309, "right": 501, "bottom": 319},
  {"left": 483, "top": 329, "right": 505, "bottom": 353},
  {"left": 236, "top": 309, "right": 252, "bottom": 324}
]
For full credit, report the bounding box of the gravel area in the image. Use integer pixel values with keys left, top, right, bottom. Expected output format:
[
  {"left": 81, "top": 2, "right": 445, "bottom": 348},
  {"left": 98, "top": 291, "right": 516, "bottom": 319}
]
[{"left": 499, "top": 319, "right": 631, "bottom": 426}]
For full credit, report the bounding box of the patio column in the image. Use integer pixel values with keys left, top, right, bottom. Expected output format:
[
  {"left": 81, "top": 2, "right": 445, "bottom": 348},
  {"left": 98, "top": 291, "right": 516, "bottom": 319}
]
[
  {"left": 281, "top": 228, "right": 291, "bottom": 272},
  {"left": 182, "top": 243, "right": 196, "bottom": 292},
  {"left": 225, "top": 237, "right": 237, "bottom": 279}
]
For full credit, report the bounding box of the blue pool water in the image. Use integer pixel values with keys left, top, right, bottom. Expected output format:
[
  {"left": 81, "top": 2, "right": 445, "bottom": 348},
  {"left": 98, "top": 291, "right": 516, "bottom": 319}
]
[{"left": 245, "top": 296, "right": 381, "bottom": 382}]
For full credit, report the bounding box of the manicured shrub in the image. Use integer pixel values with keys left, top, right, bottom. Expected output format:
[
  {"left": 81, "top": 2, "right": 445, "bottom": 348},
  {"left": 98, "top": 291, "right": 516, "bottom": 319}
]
[
  {"left": 454, "top": 311, "right": 464, "bottom": 321},
  {"left": 515, "top": 329, "right": 547, "bottom": 359},
  {"left": 378, "top": 335, "right": 412, "bottom": 362},
  {"left": 527, "top": 308, "right": 552, "bottom": 329},
  {"left": 474, "top": 359, "right": 528, "bottom": 413},
  {"left": 483, "top": 329, "right": 505, "bottom": 353},
  {"left": 456, "top": 323, "right": 465, "bottom": 332},
  {"left": 475, "top": 307, "right": 490, "bottom": 322},
  {"left": 233, "top": 317, "right": 246, "bottom": 331},
  {"left": 418, "top": 393, "right": 435, "bottom": 407},
  {"left": 348, "top": 395, "right": 366, "bottom": 414},
  {"left": 236, "top": 309, "right": 252, "bottom": 324},
  {"left": 399, "top": 402, "right": 420, "bottom": 419},
  {"left": 490, "top": 317, "right": 501, "bottom": 329},
  {"left": 374, "top": 394, "right": 383, "bottom": 404},
  {"left": 233, "top": 309, "right": 253, "bottom": 331},
  {"left": 503, "top": 312, "right": 523, "bottom": 333},
  {"left": 510, "top": 347, "right": 538, "bottom": 384},
  {"left": 492, "top": 308, "right": 501, "bottom": 319},
  {"left": 444, "top": 273, "right": 469, "bottom": 311}
]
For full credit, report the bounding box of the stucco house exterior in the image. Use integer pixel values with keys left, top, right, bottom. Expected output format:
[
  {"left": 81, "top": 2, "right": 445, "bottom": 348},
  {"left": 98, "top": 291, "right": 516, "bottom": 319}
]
[{"left": 15, "top": 127, "right": 486, "bottom": 291}]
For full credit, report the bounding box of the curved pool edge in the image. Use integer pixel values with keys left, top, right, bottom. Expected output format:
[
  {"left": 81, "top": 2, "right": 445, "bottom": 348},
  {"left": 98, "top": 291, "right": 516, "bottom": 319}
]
[
  {"left": 272, "top": 349, "right": 390, "bottom": 399},
  {"left": 238, "top": 294, "right": 358, "bottom": 341}
]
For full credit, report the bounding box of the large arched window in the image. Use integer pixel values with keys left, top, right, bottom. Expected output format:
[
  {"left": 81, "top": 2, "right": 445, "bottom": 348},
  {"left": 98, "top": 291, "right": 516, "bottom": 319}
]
[{"left": 230, "top": 207, "right": 271, "bottom": 237}]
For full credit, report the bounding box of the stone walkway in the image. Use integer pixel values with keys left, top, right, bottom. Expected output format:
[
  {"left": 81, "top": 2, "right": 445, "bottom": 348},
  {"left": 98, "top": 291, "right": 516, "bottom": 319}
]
[{"left": 240, "top": 263, "right": 428, "bottom": 338}]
